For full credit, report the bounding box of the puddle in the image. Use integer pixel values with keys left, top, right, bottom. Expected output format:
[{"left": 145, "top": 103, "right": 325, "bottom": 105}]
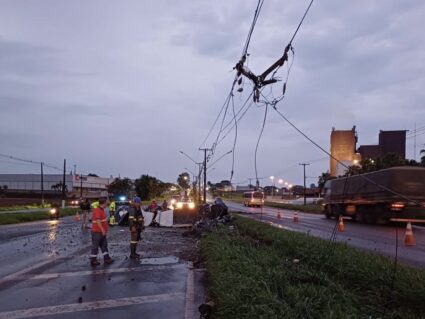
[{"left": 140, "top": 256, "right": 179, "bottom": 265}]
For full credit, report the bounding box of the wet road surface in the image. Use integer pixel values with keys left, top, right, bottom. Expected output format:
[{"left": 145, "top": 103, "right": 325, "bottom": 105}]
[
  {"left": 0, "top": 217, "right": 203, "bottom": 319},
  {"left": 226, "top": 201, "right": 425, "bottom": 268}
]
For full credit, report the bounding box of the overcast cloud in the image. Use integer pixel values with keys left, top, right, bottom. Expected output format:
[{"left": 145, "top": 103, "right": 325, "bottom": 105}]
[{"left": 0, "top": 0, "right": 424, "bottom": 186}]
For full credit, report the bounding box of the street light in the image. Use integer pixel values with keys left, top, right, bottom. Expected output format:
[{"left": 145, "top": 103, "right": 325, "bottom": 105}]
[
  {"left": 269, "top": 176, "right": 275, "bottom": 197},
  {"left": 207, "top": 150, "right": 232, "bottom": 170},
  {"left": 278, "top": 179, "right": 283, "bottom": 184},
  {"left": 179, "top": 151, "right": 197, "bottom": 165}
]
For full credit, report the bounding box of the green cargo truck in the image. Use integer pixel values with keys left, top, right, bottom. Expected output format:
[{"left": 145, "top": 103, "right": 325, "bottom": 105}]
[{"left": 323, "top": 167, "right": 425, "bottom": 223}]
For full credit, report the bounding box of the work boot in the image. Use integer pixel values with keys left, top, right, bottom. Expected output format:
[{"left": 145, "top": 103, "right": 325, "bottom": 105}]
[
  {"left": 130, "top": 244, "right": 140, "bottom": 259},
  {"left": 104, "top": 255, "right": 114, "bottom": 265},
  {"left": 90, "top": 258, "right": 100, "bottom": 266}
]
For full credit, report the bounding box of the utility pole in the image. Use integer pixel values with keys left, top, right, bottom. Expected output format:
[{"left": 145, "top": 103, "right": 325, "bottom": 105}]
[
  {"left": 197, "top": 163, "right": 202, "bottom": 203},
  {"left": 62, "top": 159, "right": 66, "bottom": 208},
  {"left": 199, "top": 148, "right": 212, "bottom": 203},
  {"left": 414, "top": 122, "right": 417, "bottom": 161},
  {"left": 80, "top": 172, "right": 83, "bottom": 199},
  {"left": 40, "top": 162, "right": 44, "bottom": 205},
  {"left": 299, "top": 163, "right": 310, "bottom": 206}
]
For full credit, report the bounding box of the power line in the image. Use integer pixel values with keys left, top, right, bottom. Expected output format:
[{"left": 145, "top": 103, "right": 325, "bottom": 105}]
[
  {"left": 254, "top": 104, "right": 269, "bottom": 188},
  {"left": 230, "top": 94, "right": 238, "bottom": 182}
]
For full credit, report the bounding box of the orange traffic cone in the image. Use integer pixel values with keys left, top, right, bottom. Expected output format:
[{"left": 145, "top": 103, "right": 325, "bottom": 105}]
[
  {"left": 338, "top": 216, "right": 345, "bottom": 232},
  {"left": 293, "top": 213, "right": 299, "bottom": 223},
  {"left": 404, "top": 222, "right": 416, "bottom": 246},
  {"left": 74, "top": 211, "right": 81, "bottom": 222},
  {"left": 277, "top": 211, "right": 282, "bottom": 219}
]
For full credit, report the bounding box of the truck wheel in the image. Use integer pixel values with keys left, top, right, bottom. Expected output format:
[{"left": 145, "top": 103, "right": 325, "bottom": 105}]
[{"left": 324, "top": 205, "right": 332, "bottom": 219}]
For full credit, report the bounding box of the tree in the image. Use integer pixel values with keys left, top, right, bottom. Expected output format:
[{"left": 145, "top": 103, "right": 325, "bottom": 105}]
[
  {"left": 108, "top": 178, "right": 134, "bottom": 197},
  {"left": 134, "top": 175, "right": 168, "bottom": 200},
  {"left": 177, "top": 172, "right": 190, "bottom": 189},
  {"left": 318, "top": 171, "right": 334, "bottom": 191},
  {"left": 51, "top": 183, "right": 67, "bottom": 192},
  {"left": 421, "top": 147, "right": 425, "bottom": 165}
]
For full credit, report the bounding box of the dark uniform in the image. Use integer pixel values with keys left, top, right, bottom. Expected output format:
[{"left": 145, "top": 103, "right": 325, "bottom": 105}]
[{"left": 128, "top": 204, "right": 144, "bottom": 259}]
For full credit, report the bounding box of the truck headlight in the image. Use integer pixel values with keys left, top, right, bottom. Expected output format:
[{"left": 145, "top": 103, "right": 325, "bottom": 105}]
[
  {"left": 176, "top": 202, "right": 183, "bottom": 209},
  {"left": 50, "top": 208, "right": 57, "bottom": 214},
  {"left": 188, "top": 202, "right": 195, "bottom": 209}
]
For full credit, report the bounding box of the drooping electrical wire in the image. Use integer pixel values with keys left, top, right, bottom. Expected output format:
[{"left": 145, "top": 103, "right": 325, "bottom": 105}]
[
  {"left": 230, "top": 94, "right": 238, "bottom": 182},
  {"left": 254, "top": 104, "right": 269, "bottom": 187}
]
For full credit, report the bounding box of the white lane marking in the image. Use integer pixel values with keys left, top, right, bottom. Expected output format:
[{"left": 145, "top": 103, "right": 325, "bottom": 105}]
[
  {"left": 0, "top": 292, "right": 184, "bottom": 319},
  {"left": 0, "top": 258, "right": 56, "bottom": 286},
  {"left": 184, "top": 263, "right": 195, "bottom": 319},
  {"left": 21, "top": 264, "right": 183, "bottom": 280}
]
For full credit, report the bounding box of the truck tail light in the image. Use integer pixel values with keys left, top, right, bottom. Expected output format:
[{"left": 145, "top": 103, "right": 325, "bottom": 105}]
[{"left": 391, "top": 202, "right": 405, "bottom": 211}]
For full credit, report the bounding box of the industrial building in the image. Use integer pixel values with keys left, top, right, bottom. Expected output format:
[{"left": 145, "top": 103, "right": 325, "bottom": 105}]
[
  {"left": 358, "top": 130, "right": 407, "bottom": 160},
  {"left": 330, "top": 127, "right": 407, "bottom": 177},
  {"left": 0, "top": 173, "right": 111, "bottom": 199},
  {"left": 330, "top": 126, "right": 360, "bottom": 177}
]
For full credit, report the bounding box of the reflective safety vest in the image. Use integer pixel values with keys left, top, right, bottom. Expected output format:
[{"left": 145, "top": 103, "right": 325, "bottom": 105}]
[
  {"left": 109, "top": 201, "right": 116, "bottom": 211},
  {"left": 91, "top": 201, "right": 100, "bottom": 209}
]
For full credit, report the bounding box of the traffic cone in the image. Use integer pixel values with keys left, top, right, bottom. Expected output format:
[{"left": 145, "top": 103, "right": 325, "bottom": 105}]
[
  {"left": 293, "top": 213, "right": 299, "bottom": 223},
  {"left": 338, "top": 216, "right": 345, "bottom": 232},
  {"left": 404, "top": 222, "right": 416, "bottom": 246},
  {"left": 277, "top": 211, "right": 282, "bottom": 219},
  {"left": 74, "top": 211, "right": 81, "bottom": 222}
]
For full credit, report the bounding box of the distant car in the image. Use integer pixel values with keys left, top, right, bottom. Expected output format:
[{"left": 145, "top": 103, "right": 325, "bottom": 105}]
[
  {"left": 173, "top": 198, "right": 196, "bottom": 211},
  {"left": 169, "top": 195, "right": 181, "bottom": 208},
  {"left": 49, "top": 204, "right": 60, "bottom": 219},
  {"left": 69, "top": 199, "right": 79, "bottom": 206}
]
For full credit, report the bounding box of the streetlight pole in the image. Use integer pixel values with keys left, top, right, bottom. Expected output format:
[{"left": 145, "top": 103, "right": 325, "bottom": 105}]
[
  {"left": 299, "top": 163, "right": 310, "bottom": 206},
  {"left": 40, "top": 162, "right": 44, "bottom": 205},
  {"left": 62, "top": 159, "right": 66, "bottom": 208}
]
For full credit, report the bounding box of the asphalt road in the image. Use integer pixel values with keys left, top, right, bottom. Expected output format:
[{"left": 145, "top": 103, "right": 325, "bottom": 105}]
[
  {"left": 0, "top": 217, "right": 203, "bottom": 319},
  {"left": 226, "top": 201, "right": 425, "bottom": 268}
]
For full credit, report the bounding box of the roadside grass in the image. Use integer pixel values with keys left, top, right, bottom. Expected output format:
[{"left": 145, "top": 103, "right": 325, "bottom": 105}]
[
  {"left": 0, "top": 203, "right": 51, "bottom": 212},
  {"left": 0, "top": 208, "right": 78, "bottom": 225},
  {"left": 201, "top": 215, "right": 425, "bottom": 319}
]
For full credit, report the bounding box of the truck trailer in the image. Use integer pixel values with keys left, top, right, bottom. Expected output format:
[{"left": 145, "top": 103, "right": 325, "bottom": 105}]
[{"left": 323, "top": 167, "right": 425, "bottom": 223}]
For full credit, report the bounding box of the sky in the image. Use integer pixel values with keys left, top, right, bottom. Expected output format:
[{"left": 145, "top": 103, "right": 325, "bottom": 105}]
[{"left": 0, "top": 0, "right": 424, "bottom": 187}]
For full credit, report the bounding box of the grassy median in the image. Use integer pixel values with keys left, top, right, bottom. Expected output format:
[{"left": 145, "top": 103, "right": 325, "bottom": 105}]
[
  {"left": 0, "top": 208, "right": 78, "bottom": 225},
  {"left": 201, "top": 215, "right": 425, "bottom": 318}
]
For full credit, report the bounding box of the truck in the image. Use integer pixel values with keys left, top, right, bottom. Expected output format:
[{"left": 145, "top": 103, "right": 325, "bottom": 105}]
[{"left": 323, "top": 166, "right": 425, "bottom": 223}]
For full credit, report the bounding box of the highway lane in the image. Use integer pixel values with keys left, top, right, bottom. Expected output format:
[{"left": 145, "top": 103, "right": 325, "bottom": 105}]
[{"left": 226, "top": 201, "right": 425, "bottom": 268}]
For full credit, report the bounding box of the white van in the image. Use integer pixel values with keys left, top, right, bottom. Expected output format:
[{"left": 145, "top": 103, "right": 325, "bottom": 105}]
[{"left": 243, "top": 191, "right": 264, "bottom": 207}]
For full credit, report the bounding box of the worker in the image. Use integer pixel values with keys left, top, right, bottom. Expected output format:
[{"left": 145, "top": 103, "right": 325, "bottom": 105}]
[
  {"left": 148, "top": 200, "right": 158, "bottom": 211},
  {"left": 90, "top": 198, "right": 114, "bottom": 266},
  {"left": 109, "top": 200, "right": 116, "bottom": 216},
  {"left": 128, "top": 196, "right": 145, "bottom": 259},
  {"left": 161, "top": 199, "right": 169, "bottom": 211},
  {"left": 91, "top": 198, "right": 100, "bottom": 209},
  {"left": 80, "top": 198, "right": 91, "bottom": 229}
]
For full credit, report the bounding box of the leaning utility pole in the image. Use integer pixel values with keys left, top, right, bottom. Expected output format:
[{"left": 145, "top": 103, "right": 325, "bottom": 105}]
[
  {"left": 62, "top": 159, "right": 66, "bottom": 208},
  {"left": 299, "top": 163, "right": 310, "bottom": 206},
  {"left": 199, "top": 148, "right": 212, "bottom": 203}
]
